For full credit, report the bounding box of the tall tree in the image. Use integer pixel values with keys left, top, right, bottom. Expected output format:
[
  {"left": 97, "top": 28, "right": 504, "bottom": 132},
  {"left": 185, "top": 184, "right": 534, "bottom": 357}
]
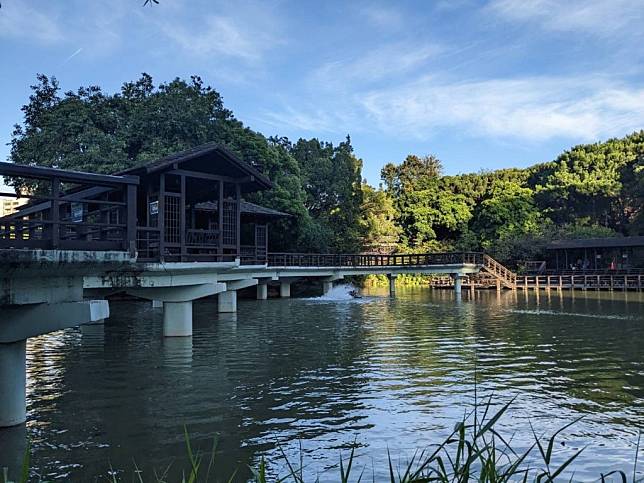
[
  {"left": 9, "top": 73, "right": 324, "bottom": 251},
  {"left": 287, "top": 136, "right": 364, "bottom": 252}
]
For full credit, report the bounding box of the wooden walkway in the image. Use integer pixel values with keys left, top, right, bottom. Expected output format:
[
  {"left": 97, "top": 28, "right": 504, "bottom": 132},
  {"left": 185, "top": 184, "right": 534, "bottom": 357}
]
[{"left": 430, "top": 256, "right": 644, "bottom": 292}]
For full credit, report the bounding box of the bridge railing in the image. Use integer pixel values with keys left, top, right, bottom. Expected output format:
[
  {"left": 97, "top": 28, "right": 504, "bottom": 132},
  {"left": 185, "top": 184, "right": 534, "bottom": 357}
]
[
  {"left": 0, "top": 163, "right": 139, "bottom": 255},
  {"left": 267, "top": 252, "right": 483, "bottom": 267}
]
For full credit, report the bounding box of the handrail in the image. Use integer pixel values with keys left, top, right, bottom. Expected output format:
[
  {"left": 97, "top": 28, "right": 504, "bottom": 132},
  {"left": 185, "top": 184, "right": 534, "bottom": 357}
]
[
  {"left": 482, "top": 254, "right": 517, "bottom": 288},
  {"left": 0, "top": 165, "right": 138, "bottom": 255},
  {"left": 267, "top": 252, "right": 484, "bottom": 267}
]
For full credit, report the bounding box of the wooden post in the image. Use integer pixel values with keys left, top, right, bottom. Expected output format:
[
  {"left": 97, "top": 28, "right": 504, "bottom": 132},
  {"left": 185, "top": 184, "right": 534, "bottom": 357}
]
[
  {"left": 236, "top": 183, "right": 241, "bottom": 258},
  {"left": 218, "top": 180, "right": 224, "bottom": 261},
  {"left": 126, "top": 184, "right": 137, "bottom": 257},
  {"left": 179, "top": 175, "right": 186, "bottom": 261},
  {"left": 158, "top": 174, "right": 165, "bottom": 262},
  {"left": 51, "top": 177, "right": 60, "bottom": 249}
]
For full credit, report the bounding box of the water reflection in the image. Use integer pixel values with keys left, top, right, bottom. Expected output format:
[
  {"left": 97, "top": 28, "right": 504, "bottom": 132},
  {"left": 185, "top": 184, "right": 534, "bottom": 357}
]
[{"left": 0, "top": 288, "right": 642, "bottom": 480}]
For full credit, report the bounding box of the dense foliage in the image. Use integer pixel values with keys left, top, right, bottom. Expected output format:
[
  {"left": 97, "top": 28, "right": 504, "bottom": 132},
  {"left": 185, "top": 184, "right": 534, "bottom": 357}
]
[
  {"left": 9, "top": 74, "right": 363, "bottom": 252},
  {"left": 381, "top": 133, "right": 644, "bottom": 263},
  {"left": 9, "top": 74, "right": 644, "bottom": 263}
]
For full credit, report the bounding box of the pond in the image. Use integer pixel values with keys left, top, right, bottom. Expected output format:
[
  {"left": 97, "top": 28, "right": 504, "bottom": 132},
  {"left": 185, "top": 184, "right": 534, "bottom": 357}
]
[{"left": 1, "top": 286, "right": 642, "bottom": 481}]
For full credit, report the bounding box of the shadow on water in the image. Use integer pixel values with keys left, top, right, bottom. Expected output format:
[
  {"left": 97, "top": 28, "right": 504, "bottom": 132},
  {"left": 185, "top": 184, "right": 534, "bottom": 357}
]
[{"left": 1, "top": 286, "right": 643, "bottom": 480}]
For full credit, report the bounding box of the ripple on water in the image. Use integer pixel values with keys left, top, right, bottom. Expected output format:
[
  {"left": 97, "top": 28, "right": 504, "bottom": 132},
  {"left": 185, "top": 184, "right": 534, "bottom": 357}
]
[{"left": 0, "top": 289, "right": 642, "bottom": 481}]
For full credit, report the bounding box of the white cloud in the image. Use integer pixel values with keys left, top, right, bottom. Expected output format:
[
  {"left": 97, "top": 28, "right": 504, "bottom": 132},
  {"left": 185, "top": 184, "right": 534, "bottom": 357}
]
[
  {"left": 159, "top": 14, "right": 274, "bottom": 62},
  {"left": 488, "top": 0, "right": 644, "bottom": 35},
  {"left": 262, "top": 74, "right": 644, "bottom": 143},
  {"left": 359, "top": 5, "right": 405, "bottom": 30},
  {"left": 360, "top": 76, "right": 644, "bottom": 141},
  {"left": 311, "top": 42, "right": 443, "bottom": 88},
  {"left": 0, "top": 3, "right": 63, "bottom": 44}
]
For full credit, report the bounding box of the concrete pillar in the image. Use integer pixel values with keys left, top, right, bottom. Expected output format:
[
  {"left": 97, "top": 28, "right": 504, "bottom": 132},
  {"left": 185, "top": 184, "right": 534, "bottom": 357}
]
[
  {"left": 218, "top": 290, "right": 237, "bottom": 313},
  {"left": 257, "top": 283, "right": 268, "bottom": 300},
  {"left": 322, "top": 281, "right": 333, "bottom": 295},
  {"left": 163, "top": 301, "right": 192, "bottom": 337},
  {"left": 0, "top": 340, "right": 26, "bottom": 427},
  {"left": 280, "top": 282, "right": 291, "bottom": 298},
  {"left": 152, "top": 300, "right": 163, "bottom": 309},
  {"left": 453, "top": 275, "right": 463, "bottom": 294},
  {"left": 388, "top": 274, "right": 397, "bottom": 297}
]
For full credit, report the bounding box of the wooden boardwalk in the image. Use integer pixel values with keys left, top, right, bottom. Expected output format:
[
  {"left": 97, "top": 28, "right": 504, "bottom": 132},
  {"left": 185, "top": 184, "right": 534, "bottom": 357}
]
[{"left": 430, "top": 259, "right": 644, "bottom": 292}]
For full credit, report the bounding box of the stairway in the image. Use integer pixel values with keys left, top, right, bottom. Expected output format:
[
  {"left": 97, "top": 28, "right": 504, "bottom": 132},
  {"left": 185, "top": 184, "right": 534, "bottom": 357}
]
[{"left": 481, "top": 254, "right": 517, "bottom": 289}]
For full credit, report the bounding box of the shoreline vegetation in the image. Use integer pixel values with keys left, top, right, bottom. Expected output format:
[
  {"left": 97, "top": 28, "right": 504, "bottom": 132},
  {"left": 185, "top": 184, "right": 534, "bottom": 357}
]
[{"left": 3, "top": 399, "right": 641, "bottom": 482}]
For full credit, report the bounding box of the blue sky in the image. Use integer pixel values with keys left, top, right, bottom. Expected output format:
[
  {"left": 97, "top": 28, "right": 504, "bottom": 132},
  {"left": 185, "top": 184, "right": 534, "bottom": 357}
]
[{"left": 1, "top": 0, "right": 643, "bottom": 185}]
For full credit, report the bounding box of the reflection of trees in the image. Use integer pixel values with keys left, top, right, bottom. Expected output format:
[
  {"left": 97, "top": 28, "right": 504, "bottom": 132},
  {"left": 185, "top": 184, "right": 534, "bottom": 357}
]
[
  {"left": 370, "top": 287, "right": 644, "bottom": 429},
  {"left": 12, "top": 288, "right": 644, "bottom": 480},
  {"left": 17, "top": 298, "right": 375, "bottom": 480}
]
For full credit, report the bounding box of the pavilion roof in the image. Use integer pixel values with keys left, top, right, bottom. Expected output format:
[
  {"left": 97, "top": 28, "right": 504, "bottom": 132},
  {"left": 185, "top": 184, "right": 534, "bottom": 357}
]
[{"left": 546, "top": 236, "right": 644, "bottom": 250}]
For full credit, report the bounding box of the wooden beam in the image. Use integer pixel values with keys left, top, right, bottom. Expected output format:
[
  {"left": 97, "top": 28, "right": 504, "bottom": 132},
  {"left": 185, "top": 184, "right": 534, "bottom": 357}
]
[
  {"left": 218, "top": 180, "right": 223, "bottom": 260},
  {"left": 236, "top": 183, "right": 241, "bottom": 256},
  {"left": 180, "top": 175, "right": 186, "bottom": 261},
  {"left": 168, "top": 169, "right": 255, "bottom": 185},
  {"left": 126, "top": 184, "right": 137, "bottom": 256},
  {"left": 0, "top": 163, "right": 139, "bottom": 185},
  {"left": 51, "top": 177, "right": 60, "bottom": 249},
  {"left": 159, "top": 174, "right": 165, "bottom": 262}
]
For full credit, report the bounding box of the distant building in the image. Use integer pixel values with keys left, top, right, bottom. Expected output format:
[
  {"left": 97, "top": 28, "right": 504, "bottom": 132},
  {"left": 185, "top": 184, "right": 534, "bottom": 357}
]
[{"left": 546, "top": 236, "right": 644, "bottom": 271}]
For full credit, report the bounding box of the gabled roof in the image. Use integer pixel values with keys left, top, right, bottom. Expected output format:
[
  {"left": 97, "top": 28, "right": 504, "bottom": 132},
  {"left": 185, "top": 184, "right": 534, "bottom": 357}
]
[
  {"left": 240, "top": 201, "right": 291, "bottom": 217},
  {"left": 547, "top": 236, "right": 644, "bottom": 250},
  {"left": 118, "top": 143, "right": 272, "bottom": 190},
  {"left": 194, "top": 200, "right": 291, "bottom": 218}
]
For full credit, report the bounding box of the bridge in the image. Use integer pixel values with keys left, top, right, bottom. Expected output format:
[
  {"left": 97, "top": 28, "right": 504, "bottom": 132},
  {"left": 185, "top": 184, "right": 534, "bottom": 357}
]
[{"left": 0, "top": 161, "right": 488, "bottom": 428}]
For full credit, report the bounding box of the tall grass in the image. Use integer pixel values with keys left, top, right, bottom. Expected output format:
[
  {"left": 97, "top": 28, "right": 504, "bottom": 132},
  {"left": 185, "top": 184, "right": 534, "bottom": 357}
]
[{"left": 2, "top": 398, "right": 641, "bottom": 482}]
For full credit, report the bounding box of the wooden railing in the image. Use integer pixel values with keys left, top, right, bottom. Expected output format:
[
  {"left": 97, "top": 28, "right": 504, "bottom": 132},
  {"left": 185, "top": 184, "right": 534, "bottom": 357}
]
[
  {"left": 516, "top": 274, "right": 644, "bottom": 290},
  {"left": 482, "top": 254, "right": 517, "bottom": 289},
  {"left": 267, "top": 252, "right": 483, "bottom": 267},
  {"left": 0, "top": 163, "right": 138, "bottom": 255}
]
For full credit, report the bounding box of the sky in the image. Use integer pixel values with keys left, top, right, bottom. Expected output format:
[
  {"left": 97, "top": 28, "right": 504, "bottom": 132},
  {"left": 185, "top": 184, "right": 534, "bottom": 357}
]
[{"left": 1, "top": 0, "right": 644, "bottom": 185}]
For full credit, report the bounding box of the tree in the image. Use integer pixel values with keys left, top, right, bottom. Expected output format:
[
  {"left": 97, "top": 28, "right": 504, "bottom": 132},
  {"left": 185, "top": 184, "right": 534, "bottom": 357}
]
[
  {"left": 286, "top": 136, "right": 364, "bottom": 252},
  {"left": 10, "top": 73, "right": 324, "bottom": 251},
  {"left": 359, "top": 184, "right": 400, "bottom": 253},
  {"left": 472, "top": 180, "right": 542, "bottom": 249}
]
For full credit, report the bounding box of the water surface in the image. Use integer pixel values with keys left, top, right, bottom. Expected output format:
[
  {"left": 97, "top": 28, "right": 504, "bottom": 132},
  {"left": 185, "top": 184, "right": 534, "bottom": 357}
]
[{"left": 1, "top": 287, "right": 643, "bottom": 480}]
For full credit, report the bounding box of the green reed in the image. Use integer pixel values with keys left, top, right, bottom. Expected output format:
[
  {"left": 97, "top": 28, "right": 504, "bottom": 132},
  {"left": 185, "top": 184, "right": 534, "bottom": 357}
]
[{"left": 2, "top": 397, "right": 641, "bottom": 482}]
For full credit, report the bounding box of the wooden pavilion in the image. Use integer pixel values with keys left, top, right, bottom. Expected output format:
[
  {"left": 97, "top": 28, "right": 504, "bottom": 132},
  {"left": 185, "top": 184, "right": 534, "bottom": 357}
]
[
  {"left": 546, "top": 236, "right": 644, "bottom": 272},
  {"left": 1, "top": 144, "right": 290, "bottom": 263}
]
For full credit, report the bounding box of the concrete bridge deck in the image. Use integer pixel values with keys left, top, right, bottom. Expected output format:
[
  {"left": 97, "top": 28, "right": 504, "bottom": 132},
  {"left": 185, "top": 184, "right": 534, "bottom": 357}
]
[{"left": 0, "top": 248, "right": 482, "bottom": 427}]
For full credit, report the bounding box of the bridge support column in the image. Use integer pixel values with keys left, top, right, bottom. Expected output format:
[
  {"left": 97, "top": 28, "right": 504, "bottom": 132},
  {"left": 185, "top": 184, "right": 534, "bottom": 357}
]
[
  {"left": 152, "top": 300, "right": 163, "bottom": 309},
  {"left": 453, "top": 274, "right": 464, "bottom": 294},
  {"left": 388, "top": 274, "right": 397, "bottom": 297},
  {"left": 163, "top": 301, "right": 193, "bottom": 337},
  {"left": 127, "top": 283, "right": 226, "bottom": 337},
  {"left": 280, "top": 282, "right": 291, "bottom": 298},
  {"left": 218, "top": 291, "right": 237, "bottom": 313},
  {"left": 0, "top": 340, "right": 26, "bottom": 427},
  {"left": 217, "top": 279, "right": 257, "bottom": 313},
  {"left": 322, "top": 281, "right": 333, "bottom": 295},
  {"left": 257, "top": 283, "right": 268, "bottom": 300}
]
